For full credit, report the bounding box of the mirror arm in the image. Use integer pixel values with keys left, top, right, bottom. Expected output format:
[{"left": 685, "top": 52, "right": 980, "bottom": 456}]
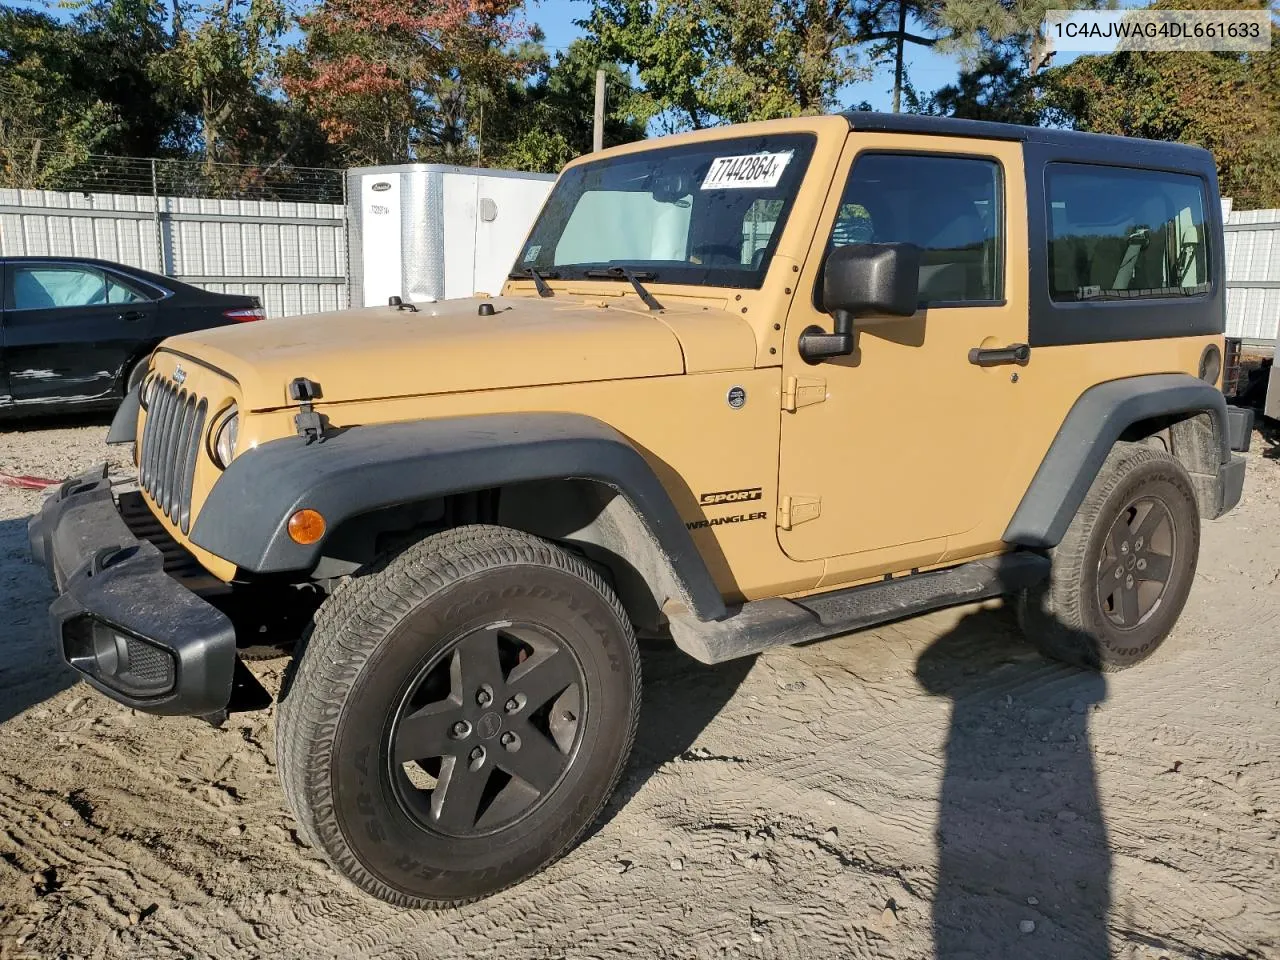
[{"left": 798, "top": 309, "right": 855, "bottom": 365}]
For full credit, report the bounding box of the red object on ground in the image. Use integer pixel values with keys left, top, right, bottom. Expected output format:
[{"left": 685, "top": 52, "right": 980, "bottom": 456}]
[{"left": 0, "top": 472, "right": 60, "bottom": 490}]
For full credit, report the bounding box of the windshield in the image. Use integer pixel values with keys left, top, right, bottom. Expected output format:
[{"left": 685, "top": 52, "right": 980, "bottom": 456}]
[{"left": 516, "top": 133, "right": 816, "bottom": 289}]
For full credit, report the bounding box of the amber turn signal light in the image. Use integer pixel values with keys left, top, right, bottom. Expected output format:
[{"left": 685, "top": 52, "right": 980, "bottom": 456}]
[{"left": 287, "top": 509, "right": 326, "bottom": 545}]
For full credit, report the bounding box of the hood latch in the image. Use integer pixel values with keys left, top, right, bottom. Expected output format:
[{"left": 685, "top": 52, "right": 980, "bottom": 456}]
[{"left": 289, "top": 377, "right": 328, "bottom": 444}]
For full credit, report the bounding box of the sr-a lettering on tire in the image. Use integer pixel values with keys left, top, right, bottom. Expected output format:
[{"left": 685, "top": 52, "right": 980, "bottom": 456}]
[{"left": 275, "top": 524, "right": 641, "bottom": 908}]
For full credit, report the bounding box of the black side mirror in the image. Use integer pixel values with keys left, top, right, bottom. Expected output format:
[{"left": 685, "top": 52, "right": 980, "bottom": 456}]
[{"left": 800, "top": 242, "right": 921, "bottom": 364}]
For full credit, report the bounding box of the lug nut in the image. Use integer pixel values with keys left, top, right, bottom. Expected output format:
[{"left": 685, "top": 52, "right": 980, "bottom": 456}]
[
  {"left": 476, "top": 686, "right": 493, "bottom": 707},
  {"left": 451, "top": 720, "right": 471, "bottom": 739},
  {"left": 500, "top": 732, "right": 520, "bottom": 751},
  {"left": 505, "top": 694, "right": 525, "bottom": 714},
  {"left": 468, "top": 746, "right": 485, "bottom": 769},
  {"left": 1135, "top": 537, "right": 1144, "bottom": 551},
  {"left": 1121, "top": 541, "right": 1130, "bottom": 555},
  {"left": 1115, "top": 567, "right": 1123, "bottom": 579},
  {"left": 1125, "top": 575, "right": 1135, "bottom": 589},
  {"left": 1136, "top": 558, "right": 1147, "bottom": 571}
]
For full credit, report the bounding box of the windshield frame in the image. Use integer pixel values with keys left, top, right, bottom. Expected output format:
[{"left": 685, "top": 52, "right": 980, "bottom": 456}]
[{"left": 515, "top": 133, "right": 818, "bottom": 290}]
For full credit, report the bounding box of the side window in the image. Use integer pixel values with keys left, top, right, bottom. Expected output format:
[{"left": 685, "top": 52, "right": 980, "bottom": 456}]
[
  {"left": 105, "top": 274, "right": 149, "bottom": 304},
  {"left": 1046, "top": 164, "right": 1211, "bottom": 302},
  {"left": 825, "top": 153, "right": 1003, "bottom": 305},
  {"left": 12, "top": 266, "right": 108, "bottom": 310}
]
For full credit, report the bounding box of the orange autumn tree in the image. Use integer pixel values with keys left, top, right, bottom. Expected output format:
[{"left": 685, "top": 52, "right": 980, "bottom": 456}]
[{"left": 282, "top": 0, "right": 534, "bottom": 165}]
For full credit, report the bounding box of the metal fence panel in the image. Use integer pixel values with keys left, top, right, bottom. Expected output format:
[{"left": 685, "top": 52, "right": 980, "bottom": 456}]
[
  {"left": 0, "top": 187, "right": 347, "bottom": 319},
  {"left": 1224, "top": 208, "right": 1280, "bottom": 343}
]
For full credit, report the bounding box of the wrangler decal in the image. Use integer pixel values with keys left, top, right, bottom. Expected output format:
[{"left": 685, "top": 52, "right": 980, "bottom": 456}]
[{"left": 686, "top": 511, "right": 768, "bottom": 531}]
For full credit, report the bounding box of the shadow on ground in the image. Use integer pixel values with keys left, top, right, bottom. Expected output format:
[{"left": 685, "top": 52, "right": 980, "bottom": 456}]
[
  {"left": 0, "top": 517, "right": 76, "bottom": 726},
  {"left": 916, "top": 603, "right": 1111, "bottom": 958},
  {"left": 0, "top": 410, "right": 115, "bottom": 434},
  {"left": 593, "top": 639, "right": 754, "bottom": 834}
]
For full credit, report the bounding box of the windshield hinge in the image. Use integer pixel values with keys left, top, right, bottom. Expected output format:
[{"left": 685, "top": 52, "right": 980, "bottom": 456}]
[
  {"left": 778, "top": 495, "right": 821, "bottom": 530},
  {"left": 289, "top": 377, "right": 328, "bottom": 444},
  {"left": 781, "top": 376, "right": 826, "bottom": 412}
]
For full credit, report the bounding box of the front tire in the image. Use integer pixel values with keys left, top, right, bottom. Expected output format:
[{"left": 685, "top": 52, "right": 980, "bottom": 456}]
[
  {"left": 1018, "top": 446, "right": 1200, "bottom": 672},
  {"left": 276, "top": 525, "right": 641, "bottom": 907}
]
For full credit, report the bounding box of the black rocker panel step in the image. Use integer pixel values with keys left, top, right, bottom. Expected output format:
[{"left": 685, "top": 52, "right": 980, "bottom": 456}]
[{"left": 667, "top": 552, "right": 1050, "bottom": 665}]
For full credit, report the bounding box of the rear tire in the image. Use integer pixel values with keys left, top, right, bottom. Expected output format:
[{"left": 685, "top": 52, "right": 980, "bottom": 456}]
[
  {"left": 275, "top": 524, "right": 640, "bottom": 907},
  {"left": 1017, "top": 446, "right": 1200, "bottom": 672}
]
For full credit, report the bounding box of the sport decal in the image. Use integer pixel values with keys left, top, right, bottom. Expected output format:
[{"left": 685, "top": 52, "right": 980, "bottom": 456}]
[
  {"left": 701, "top": 151, "right": 793, "bottom": 190},
  {"left": 699, "top": 487, "right": 763, "bottom": 506}
]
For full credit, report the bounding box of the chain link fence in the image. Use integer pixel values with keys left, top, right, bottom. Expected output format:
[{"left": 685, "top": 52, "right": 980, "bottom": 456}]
[
  {"left": 0, "top": 149, "right": 345, "bottom": 204},
  {"left": 0, "top": 149, "right": 350, "bottom": 317}
]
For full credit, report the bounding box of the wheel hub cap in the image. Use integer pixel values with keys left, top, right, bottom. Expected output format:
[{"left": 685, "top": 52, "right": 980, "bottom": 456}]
[
  {"left": 388, "top": 621, "right": 586, "bottom": 838},
  {"left": 1096, "top": 495, "right": 1176, "bottom": 631}
]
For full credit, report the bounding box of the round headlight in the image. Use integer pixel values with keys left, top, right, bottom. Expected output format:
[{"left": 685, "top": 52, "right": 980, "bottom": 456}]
[{"left": 212, "top": 405, "right": 239, "bottom": 468}]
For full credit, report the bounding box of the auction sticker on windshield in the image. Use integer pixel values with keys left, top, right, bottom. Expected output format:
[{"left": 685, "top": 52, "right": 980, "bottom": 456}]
[{"left": 701, "top": 151, "right": 793, "bottom": 190}]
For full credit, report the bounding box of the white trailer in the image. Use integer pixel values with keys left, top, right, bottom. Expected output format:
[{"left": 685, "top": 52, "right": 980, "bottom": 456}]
[{"left": 346, "top": 164, "right": 556, "bottom": 308}]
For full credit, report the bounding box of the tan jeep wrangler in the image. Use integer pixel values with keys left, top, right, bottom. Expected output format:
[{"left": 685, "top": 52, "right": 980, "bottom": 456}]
[{"left": 30, "top": 112, "right": 1252, "bottom": 907}]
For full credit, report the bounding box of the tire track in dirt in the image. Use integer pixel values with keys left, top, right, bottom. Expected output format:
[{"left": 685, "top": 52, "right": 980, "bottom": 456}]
[{"left": 3, "top": 424, "right": 1279, "bottom": 959}]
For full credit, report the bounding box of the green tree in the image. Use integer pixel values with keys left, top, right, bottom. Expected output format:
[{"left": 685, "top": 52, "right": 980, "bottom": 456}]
[
  {"left": 1037, "top": 0, "right": 1280, "bottom": 206},
  {"left": 914, "top": 0, "right": 1105, "bottom": 122},
  {"left": 583, "top": 0, "right": 869, "bottom": 130},
  {"left": 1044, "top": 46, "right": 1280, "bottom": 206},
  {"left": 484, "top": 39, "right": 652, "bottom": 172},
  {"left": 854, "top": 0, "right": 943, "bottom": 112},
  {"left": 281, "top": 0, "right": 533, "bottom": 166},
  {"left": 0, "top": 0, "right": 201, "bottom": 183},
  {"left": 151, "top": 0, "right": 290, "bottom": 166},
  {"left": 0, "top": 8, "right": 121, "bottom": 185}
]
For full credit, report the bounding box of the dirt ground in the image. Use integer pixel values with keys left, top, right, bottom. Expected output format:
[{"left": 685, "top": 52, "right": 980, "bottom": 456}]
[{"left": 0, "top": 419, "right": 1277, "bottom": 960}]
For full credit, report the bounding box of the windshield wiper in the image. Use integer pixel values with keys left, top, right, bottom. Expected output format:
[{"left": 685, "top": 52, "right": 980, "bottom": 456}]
[
  {"left": 508, "top": 266, "right": 556, "bottom": 297},
  {"left": 583, "top": 267, "right": 663, "bottom": 311}
]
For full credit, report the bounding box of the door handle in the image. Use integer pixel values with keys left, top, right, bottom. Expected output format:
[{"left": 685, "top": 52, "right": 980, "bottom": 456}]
[
  {"left": 968, "top": 343, "right": 1030, "bottom": 367},
  {"left": 119, "top": 310, "right": 145, "bottom": 322}
]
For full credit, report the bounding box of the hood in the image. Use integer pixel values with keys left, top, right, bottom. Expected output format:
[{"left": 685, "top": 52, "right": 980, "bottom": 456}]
[{"left": 161, "top": 295, "right": 758, "bottom": 411}]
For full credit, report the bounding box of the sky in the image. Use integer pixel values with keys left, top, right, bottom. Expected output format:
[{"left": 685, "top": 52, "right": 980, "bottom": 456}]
[{"left": 528, "top": 0, "right": 963, "bottom": 113}]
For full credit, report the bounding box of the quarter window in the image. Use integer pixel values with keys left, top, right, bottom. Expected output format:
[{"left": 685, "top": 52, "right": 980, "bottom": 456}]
[
  {"left": 105, "top": 274, "right": 147, "bottom": 304},
  {"left": 1046, "top": 164, "right": 1211, "bottom": 302},
  {"left": 825, "top": 153, "right": 1003, "bottom": 305}
]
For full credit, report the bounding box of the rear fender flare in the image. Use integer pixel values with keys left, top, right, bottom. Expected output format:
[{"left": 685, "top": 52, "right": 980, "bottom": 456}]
[{"left": 1004, "top": 373, "right": 1229, "bottom": 549}]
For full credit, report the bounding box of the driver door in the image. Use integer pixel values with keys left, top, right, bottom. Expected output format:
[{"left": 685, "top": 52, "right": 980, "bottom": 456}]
[{"left": 776, "top": 134, "right": 1030, "bottom": 585}]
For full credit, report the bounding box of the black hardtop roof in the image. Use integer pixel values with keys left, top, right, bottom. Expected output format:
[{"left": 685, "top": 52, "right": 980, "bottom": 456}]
[{"left": 841, "top": 111, "right": 1213, "bottom": 167}]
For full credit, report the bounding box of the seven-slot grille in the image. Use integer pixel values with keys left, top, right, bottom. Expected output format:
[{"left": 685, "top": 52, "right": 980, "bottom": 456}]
[{"left": 139, "top": 376, "right": 208, "bottom": 534}]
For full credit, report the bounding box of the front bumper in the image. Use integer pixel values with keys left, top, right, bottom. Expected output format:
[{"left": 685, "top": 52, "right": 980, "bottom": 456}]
[{"left": 27, "top": 466, "right": 236, "bottom": 716}]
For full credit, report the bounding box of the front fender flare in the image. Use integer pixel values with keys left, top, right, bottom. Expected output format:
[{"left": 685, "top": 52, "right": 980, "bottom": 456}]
[
  {"left": 1003, "top": 373, "right": 1229, "bottom": 549},
  {"left": 189, "top": 412, "right": 727, "bottom": 621}
]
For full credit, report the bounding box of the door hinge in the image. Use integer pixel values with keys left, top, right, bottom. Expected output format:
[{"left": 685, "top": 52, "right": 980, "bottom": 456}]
[
  {"left": 778, "top": 495, "right": 821, "bottom": 530},
  {"left": 782, "top": 376, "right": 826, "bottom": 412}
]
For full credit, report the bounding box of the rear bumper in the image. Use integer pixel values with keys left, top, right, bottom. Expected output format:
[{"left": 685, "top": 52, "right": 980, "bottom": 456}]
[{"left": 27, "top": 466, "right": 236, "bottom": 716}]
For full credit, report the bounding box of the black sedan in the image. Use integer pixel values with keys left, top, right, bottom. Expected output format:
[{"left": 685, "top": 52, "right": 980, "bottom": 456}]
[{"left": 0, "top": 256, "right": 263, "bottom": 417}]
